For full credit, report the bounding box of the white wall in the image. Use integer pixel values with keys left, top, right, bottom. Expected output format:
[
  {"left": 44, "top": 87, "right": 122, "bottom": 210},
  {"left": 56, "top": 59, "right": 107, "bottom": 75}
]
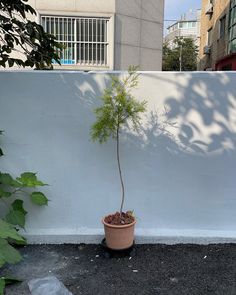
[{"left": 0, "top": 71, "right": 236, "bottom": 244}]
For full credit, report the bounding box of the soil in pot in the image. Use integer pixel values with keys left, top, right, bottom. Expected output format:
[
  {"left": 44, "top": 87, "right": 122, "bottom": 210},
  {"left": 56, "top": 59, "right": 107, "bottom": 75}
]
[{"left": 104, "top": 211, "right": 135, "bottom": 225}]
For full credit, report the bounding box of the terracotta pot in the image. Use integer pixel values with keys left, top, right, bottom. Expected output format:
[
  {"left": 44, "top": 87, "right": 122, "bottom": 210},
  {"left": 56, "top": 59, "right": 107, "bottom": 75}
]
[{"left": 102, "top": 217, "right": 136, "bottom": 250}]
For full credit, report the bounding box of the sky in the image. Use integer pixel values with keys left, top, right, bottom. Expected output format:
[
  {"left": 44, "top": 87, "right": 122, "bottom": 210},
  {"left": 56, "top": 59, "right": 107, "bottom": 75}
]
[{"left": 164, "top": 0, "right": 201, "bottom": 32}]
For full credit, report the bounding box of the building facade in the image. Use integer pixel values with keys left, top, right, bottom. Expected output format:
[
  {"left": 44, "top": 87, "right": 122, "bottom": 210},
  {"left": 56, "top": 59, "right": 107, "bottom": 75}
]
[
  {"left": 165, "top": 10, "right": 201, "bottom": 49},
  {"left": 199, "top": 0, "right": 236, "bottom": 70},
  {"left": 26, "top": 0, "right": 164, "bottom": 71}
]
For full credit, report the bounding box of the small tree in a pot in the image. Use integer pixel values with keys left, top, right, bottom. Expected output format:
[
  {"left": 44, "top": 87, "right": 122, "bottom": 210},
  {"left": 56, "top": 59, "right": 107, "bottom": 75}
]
[{"left": 91, "top": 67, "right": 147, "bottom": 250}]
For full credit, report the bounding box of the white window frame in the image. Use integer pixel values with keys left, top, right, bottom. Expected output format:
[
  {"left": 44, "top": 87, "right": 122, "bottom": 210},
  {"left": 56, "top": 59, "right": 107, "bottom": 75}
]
[{"left": 38, "top": 12, "right": 114, "bottom": 70}]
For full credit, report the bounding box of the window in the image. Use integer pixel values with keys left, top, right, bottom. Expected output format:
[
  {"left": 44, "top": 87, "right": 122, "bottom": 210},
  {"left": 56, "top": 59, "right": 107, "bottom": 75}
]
[
  {"left": 231, "top": 0, "right": 236, "bottom": 8},
  {"left": 228, "top": 1, "right": 236, "bottom": 53},
  {"left": 191, "top": 22, "right": 197, "bottom": 28},
  {"left": 179, "top": 22, "right": 197, "bottom": 29},
  {"left": 179, "top": 22, "right": 188, "bottom": 29},
  {"left": 229, "top": 38, "right": 236, "bottom": 52},
  {"left": 230, "top": 24, "right": 236, "bottom": 39},
  {"left": 207, "top": 28, "right": 213, "bottom": 45},
  {"left": 229, "top": 6, "right": 236, "bottom": 26},
  {"left": 219, "top": 15, "right": 226, "bottom": 38},
  {"left": 41, "top": 16, "right": 109, "bottom": 67}
]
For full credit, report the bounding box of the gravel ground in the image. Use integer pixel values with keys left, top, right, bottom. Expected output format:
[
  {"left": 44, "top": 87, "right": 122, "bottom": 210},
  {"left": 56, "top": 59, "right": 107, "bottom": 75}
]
[{"left": 3, "top": 243, "right": 236, "bottom": 295}]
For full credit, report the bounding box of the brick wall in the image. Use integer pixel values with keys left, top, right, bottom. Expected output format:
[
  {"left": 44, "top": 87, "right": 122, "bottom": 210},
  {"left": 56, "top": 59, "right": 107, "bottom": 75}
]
[{"left": 199, "top": 0, "right": 230, "bottom": 70}]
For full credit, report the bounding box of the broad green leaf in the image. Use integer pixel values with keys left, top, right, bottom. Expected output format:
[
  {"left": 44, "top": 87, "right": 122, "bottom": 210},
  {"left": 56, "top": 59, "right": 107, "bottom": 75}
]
[
  {"left": 8, "top": 235, "right": 27, "bottom": 246},
  {"left": 0, "top": 238, "right": 22, "bottom": 267},
  {"left": 30, "top": 192, "right": 48, "bottom": 206},
  {"left": 4, "top": 277, "right": 22, "bottom": 285},
  {"left": 5, "top": 210, "right": 25, "bottom": 228},
  {"left": 11, "top": 200, "right": 27, "bottom": 216},
  {"left": 0, "top": 219, "right": 25, "bottom": 242},
  {"left": 0, "top": 188, "right": 11, "bottom": 198},
  {"left": 16, "top": 172, "right": 47, "bottom": 187},
  {"left": 0, "top": 278, "right": 5, "bottom": 295},
  {"left": 0, "top": 173, "right": 21, "bottom": 187}
]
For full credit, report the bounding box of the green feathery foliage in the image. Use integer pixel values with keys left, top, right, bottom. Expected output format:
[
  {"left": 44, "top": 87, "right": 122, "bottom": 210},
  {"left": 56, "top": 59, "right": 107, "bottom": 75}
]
[{"left": 91, "top": 66, "right": 147, "bottom": 143}]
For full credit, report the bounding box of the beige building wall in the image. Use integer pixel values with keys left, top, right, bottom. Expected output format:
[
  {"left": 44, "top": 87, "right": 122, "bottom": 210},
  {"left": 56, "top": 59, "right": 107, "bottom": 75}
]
[
  {"left": 199, "top": 0, "right": 230, "bottom": 70},
  {"left": 13, "top": 0, "right": 164, "bottom": 71}
]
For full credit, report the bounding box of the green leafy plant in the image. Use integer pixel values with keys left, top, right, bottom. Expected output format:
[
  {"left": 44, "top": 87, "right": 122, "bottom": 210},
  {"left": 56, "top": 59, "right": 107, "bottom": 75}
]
[
  {"left": 91, "top": 67, "right": 147, "bottom": 217},
  {"left": 0, "top": 0, "right": 62, "bottom": 69},
  {"left": 162, "top": 37, "right": 198, "bottom": 71},
  {"left": 0, "top": 131, "right": 49, "bottom": 294}
]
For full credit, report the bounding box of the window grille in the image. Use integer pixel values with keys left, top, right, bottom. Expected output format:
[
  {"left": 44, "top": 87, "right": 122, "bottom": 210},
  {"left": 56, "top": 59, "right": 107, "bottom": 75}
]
[{"left": 41, "top": 16, "right": 109, "bottom": 66}]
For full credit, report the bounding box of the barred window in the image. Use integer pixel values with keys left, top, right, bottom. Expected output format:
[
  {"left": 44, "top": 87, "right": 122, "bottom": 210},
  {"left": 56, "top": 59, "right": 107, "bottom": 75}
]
[{"left": 41, "top": 16, "right": 109, "bottom": 67}]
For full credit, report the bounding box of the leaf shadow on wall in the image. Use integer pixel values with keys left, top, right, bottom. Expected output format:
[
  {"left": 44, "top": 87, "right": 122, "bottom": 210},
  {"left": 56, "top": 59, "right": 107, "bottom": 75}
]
[{"left": 120, "top": 73, "right": 236, "bottom": 229}]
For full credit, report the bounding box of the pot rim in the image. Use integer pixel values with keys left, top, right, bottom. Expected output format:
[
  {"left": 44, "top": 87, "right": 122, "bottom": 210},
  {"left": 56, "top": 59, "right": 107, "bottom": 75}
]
[{"left": 102, "top": 217, "right": 136, "bottom": 229}]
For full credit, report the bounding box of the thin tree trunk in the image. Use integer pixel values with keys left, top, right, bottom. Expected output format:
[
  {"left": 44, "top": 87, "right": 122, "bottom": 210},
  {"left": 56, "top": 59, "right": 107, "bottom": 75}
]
[{"left": 116, "top": 128, "right": 125, "bottom": 217}]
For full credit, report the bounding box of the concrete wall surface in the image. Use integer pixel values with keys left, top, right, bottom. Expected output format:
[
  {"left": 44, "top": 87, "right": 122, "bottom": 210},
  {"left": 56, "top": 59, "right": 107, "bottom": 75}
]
[
  {"left": 0, "top": 71, "right": 236, "bottom": 244},
  {"left": 114, "top": 0, "right": 164, "bottom": 70},
  {"left": 26, "top": 0, "right": 164, "bottom": 71},
  {"left": 30, "top": 0, "right": 116, "bottom": 13}
]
